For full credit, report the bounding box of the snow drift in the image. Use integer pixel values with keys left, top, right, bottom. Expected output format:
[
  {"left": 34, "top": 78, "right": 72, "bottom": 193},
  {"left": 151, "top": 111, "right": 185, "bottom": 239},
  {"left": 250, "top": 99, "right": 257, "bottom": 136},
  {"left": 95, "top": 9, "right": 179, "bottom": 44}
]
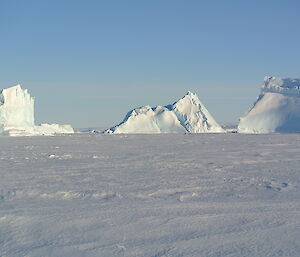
[
  {"left": 238, "top": 77, "right": 300, "bottom": 133},
  {"left": 105, "top": 91, "right": 225, "bottom": 134},
  {"left": 0, "top": 85, "right": 74, "bottom": 136}
]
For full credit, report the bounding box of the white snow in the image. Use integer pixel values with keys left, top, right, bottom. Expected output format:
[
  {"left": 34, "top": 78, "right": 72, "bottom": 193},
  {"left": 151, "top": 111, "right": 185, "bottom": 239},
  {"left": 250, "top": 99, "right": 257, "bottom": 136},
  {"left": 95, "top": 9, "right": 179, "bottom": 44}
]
[
  {"left": 0, "top": 84, "right": 74, "bottom": 136},
  {"left": 238, "top": 77, "right": 300, "bottom": 133},
  {"left": 105, "top": 91, "right": 225, "bottom": 133},
  {"left": 1, "top": 133, "right": 300, "bottom": 256}
]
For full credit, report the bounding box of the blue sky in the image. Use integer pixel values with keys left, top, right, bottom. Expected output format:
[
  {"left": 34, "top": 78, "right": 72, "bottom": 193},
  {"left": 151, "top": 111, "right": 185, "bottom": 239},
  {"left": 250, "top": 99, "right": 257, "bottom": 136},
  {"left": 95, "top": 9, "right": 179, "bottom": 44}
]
[{"left": 1, "top": 0, "right": 299, "bottom": 128}]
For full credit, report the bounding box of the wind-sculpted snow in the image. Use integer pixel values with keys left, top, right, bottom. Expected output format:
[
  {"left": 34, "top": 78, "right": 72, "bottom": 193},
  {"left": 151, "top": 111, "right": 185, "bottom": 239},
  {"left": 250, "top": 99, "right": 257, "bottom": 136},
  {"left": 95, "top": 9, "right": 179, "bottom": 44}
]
[
  {"left": 1, "top": 134, "right": 300, "bottom": 256},
  {"left": 105, "top": 91, "right": 225, "bottom": 133},
  {"left": 0, "top": 84, "right": 74, "bottom": 136},
  {"left": 238, "top": 77, "right": 300, "bottom": 133}
]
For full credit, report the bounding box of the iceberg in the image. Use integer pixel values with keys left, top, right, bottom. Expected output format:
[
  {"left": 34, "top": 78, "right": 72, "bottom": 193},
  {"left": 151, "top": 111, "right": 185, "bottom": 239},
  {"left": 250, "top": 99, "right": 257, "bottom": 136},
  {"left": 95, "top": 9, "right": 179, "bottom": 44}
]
[
  {"left": 0, "top": 85, "right": 74, "bottom": 136},
  {"left": 0, "top": 85, "right": 34, "bottom": 129},
  {"left": 105, "top": 91, "right": 225, "bottom": 134},
  {"left": 238, "top": 77, "right": 300, "bottom": 133}
]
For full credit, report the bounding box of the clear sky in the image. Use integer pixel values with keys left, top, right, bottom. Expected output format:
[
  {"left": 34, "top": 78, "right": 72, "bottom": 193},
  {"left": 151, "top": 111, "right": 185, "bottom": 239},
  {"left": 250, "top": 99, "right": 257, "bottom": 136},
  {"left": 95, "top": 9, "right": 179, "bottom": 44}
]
[{"left": 1, "top": 0, "right": 299, "bottom": 128}]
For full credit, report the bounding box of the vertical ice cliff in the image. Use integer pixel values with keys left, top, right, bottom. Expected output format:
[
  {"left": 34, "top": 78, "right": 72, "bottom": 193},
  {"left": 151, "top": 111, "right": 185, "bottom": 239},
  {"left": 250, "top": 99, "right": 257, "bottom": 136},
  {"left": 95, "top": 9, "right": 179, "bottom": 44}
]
[
  {"left": 0, "top": 85, "right": 34, "bottom": 129},
  {"left": 105, "top": 91, "right": 225, "bottom": 133},
  {"left": 238, "top": 77, "right": 300, "bottom": 133},
  {"left": 0, "top": 84, "right": 74, "bottom": 136}
]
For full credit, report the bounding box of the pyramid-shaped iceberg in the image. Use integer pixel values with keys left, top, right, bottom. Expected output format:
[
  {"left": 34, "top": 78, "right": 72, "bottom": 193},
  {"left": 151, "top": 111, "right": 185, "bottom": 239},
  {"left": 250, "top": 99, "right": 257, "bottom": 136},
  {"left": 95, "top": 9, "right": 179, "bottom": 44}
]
[{"left": 105, "top": 91, "right": 225, "bottom": 134}]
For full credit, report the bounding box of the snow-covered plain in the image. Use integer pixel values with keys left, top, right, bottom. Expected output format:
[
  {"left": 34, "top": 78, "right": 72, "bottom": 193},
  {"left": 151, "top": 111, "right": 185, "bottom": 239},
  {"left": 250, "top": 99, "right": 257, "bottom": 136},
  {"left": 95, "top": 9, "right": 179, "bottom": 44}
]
[{"left": 1, "top": 133, "right": 300, "bottom": 256}]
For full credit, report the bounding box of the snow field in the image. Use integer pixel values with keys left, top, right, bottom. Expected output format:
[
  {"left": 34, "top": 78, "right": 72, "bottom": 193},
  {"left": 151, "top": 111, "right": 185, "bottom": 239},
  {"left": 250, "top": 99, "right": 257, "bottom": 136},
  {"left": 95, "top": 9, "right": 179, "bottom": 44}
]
[{"left": 1, "top": 134, "right": 300, "bottom": 256}]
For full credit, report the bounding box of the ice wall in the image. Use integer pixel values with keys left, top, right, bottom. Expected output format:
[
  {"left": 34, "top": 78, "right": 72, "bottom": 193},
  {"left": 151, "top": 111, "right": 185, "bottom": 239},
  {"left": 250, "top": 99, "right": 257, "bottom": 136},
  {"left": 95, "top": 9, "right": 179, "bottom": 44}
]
[
  {"left": 0, "top": 84, "right": 74, "bottom": 136},
  {"left": 0, "top": 85, "right": 34, "bottom": 129},
  {"left": 238, "top": 77, "right": 300, "bottom": 133}
]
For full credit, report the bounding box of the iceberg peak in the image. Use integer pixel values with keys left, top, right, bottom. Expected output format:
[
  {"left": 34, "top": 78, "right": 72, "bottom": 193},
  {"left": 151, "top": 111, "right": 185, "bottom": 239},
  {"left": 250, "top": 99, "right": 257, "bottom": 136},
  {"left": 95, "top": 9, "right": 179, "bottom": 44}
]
[
  {"left": 105, "top": 91, "right": 225, "bottom": 134},
  {"left": 181, "top": 91, "right": 198, "bottom": 100},
  {"left": 185, "top": 91, "right": 195, "bottom": 96},
  {"left": 172, "top": 91, "right": 202, "bottom": 111}
]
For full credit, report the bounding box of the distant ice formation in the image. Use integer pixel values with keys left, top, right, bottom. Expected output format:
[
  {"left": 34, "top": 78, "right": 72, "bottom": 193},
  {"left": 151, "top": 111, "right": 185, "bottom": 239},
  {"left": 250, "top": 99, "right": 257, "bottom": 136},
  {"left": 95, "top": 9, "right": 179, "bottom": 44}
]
[
  {"left": 238, "top": 77, "right": 300, "bottom": 133},
  {"left": 105, "top": 91, "right": 225, "bottom": 134},
  {"left": 0, "top": 85, "right": 74, "bottom": 136}
]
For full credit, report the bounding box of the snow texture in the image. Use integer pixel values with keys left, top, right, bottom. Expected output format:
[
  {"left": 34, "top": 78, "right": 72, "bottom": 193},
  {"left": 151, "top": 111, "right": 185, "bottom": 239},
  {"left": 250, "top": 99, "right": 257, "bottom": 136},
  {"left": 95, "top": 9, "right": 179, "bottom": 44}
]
[
  {"left": 1, "top": 133, "right": 300, "bottom": 256},
  {"left": 238, "top": 77, "right": 300, "bottom": 133},
  {"left": 105, "top": 91, "right": 225, "bottom": 133},
  {"left": 0, "top": 84, "right": 74, "bottom": 136}
]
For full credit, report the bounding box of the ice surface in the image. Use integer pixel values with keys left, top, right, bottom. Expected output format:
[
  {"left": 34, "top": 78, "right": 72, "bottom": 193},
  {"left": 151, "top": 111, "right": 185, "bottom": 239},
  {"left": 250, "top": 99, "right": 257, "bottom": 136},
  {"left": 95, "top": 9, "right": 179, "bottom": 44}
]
[
  {"left": 0, "top": 84, "right": 74, "bottom": 136},
  {"left": 1, "top": 133, "right": 300, "bottom": 256},
  {"left": 105, "top": 91, "right": 225, "bottom": 133},
  {"left": 238, "top": 77, "right": 300, "bottom": 133},
  {"left": 262, "top": 76, "right": 300, "bottom": 96}
]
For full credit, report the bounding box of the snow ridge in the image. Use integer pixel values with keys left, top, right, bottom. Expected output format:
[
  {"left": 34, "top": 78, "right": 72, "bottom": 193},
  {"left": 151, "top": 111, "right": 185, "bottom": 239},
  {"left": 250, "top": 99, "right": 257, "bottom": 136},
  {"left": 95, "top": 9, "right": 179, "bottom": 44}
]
[{"left": 105, "top": 91, "right": 224, "bottom": 134}]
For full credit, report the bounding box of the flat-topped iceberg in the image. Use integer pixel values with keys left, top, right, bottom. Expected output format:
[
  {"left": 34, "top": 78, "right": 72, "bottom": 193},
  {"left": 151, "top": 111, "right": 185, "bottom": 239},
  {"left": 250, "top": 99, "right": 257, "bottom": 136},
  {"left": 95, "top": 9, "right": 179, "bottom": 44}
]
[
  {"left": 0, "top": 85, "right": 74, "bottom": 136},
  {"left": 238, "top": 77, "right": 300, "bottom": 133},
  {"left": 105, "top": 91, "right": 225, "bottom": 134}
]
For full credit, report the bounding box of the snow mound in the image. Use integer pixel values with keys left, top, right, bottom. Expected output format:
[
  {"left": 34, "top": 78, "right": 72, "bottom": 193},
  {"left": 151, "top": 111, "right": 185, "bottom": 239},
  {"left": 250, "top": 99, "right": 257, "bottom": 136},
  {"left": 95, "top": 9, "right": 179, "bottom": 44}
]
[
  {"left": 105, "top": 91, "right": 225, "bottom": 134},
  {"left": 238, "top": 77, "right": 300, "bottom": 133},
  {"left": 0, "top": 85, "right": 74, "bottom": 136}
]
